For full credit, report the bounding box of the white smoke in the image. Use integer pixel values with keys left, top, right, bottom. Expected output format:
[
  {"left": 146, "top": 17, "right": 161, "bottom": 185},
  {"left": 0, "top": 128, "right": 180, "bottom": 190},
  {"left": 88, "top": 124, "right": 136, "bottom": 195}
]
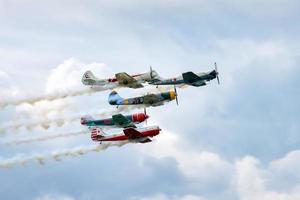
[
  {"left": 0, "top": 58, "right": 113, "bottom": 109},
  {"left": 0, "top": 108, "right": 128, "bottom": 134},
  {"left": 2, "top": 130, "right": 88, "bottom": 145},
  {"left": 0, "top": 86, "right": 116, "bottom": 109},
  {"left": 0, "top": 141, "right": 129, "bottom": 169}
]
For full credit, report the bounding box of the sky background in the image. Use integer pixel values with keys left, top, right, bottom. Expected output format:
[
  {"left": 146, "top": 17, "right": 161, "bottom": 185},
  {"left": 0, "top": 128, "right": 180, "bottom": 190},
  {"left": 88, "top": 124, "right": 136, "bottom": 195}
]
[{"left": 0, "top": 0, "right": 300, "bottom": 200}]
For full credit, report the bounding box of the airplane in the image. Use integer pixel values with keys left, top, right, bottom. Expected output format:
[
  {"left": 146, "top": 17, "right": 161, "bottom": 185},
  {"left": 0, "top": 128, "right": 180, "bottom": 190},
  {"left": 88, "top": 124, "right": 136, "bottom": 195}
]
[
  {"left": 149, "top": 63, "right": 220, "bottom": 87},
  {"left": 108, "top": 87, "right": 179, "bottom": 107},
  {"left": 81, "top": 111, "right": 149, "bottom": 128},
  {"left": 82, "top": 68, "right": 160, "bottom": 89},
  {"left": 91, "top": 126, "right": 161, "bottom": 143}
]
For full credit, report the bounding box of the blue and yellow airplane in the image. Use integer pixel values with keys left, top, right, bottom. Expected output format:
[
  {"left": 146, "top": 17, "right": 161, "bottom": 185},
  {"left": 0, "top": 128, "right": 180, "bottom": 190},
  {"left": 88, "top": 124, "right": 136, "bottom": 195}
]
[{"left": 108, "top": 88, "right": 178, "bottom": 107}]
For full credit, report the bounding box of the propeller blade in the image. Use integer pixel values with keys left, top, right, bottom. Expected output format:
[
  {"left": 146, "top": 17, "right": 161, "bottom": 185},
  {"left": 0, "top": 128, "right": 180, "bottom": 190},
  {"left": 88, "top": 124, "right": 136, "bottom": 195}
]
[
  {"left": 144, "top": 107, "right": 148, "bottom": 125},
  {"left": 174, "top": 86, "right": 179, "bottom": 106},
  {"left": 214, "top": 62, "right": 218, "bottom": 72},
  {"left": 214, "top": 62, "right": 220, "bottom": 85}
]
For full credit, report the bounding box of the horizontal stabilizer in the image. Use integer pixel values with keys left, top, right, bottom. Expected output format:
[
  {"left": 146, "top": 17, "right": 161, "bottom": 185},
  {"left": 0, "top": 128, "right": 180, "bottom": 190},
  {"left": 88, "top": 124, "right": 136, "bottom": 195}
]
[
  {"left": 91, "top": 127, "right": 105, "bottom": 141},
  {"left": 108, "top": 91, "right": 124, "bottom": 105},
  {"left": 81, "top": 115, "right": 94, "bottom": 125}
]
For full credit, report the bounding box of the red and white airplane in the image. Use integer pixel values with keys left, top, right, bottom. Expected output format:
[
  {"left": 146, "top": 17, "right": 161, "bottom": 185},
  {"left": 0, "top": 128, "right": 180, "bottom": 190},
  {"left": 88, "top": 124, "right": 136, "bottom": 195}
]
[
  {"left": 91, "top": 126, "right": 161, "bottom": 143},
  {"left": 82, "top": 67, "right": 160, "bottom": 89}
]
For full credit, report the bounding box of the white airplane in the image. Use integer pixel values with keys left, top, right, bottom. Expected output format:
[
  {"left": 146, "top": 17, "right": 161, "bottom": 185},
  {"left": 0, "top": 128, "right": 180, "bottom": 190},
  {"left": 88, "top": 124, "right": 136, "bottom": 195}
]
[{"left": 82, "top": 68, "right": 160, "bottom": 89}]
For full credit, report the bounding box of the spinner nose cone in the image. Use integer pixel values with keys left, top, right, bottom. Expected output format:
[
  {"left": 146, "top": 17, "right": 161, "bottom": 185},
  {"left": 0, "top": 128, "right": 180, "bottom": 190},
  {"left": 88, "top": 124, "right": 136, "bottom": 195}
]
[
  {"left": 135, "top": 113, "right": 149, "bottom": 122},
  {"left": 210, "top": 70, "right": 218, "bottom": 77},
  {"left": 170, "top": 91, "right": 176, "bottom": 100},
  {"left": 139, "top": 113, "right": 148, "bottom": 122}
]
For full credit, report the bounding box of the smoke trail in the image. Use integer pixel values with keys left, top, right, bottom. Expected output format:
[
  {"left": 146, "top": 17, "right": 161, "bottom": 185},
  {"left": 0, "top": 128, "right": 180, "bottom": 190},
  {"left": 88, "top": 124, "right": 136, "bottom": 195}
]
[
  {"left": 0, "top": 141, "right": 129, "bottom": 169},
  {"left": 0, "top": 117, "right": 79, "bottom": 134},
  {"left": 0, "top": 85, "right": 116, "bottom": 109},
  {"left": 0, "top": 109, "right": 122, "bottom": 134},
  {"left": 2, "top": 131, "right": 88, "bottom": 145},
  {"left": 0, "top": 83, "right": 178, "bottom": 110}
]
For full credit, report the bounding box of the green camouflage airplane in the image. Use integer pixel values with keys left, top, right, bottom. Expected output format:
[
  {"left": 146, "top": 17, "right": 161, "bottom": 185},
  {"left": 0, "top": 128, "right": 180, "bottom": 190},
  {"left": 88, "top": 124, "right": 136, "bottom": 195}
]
[{"left": 81, "top": 112, "right": 149, "bottom": 128}]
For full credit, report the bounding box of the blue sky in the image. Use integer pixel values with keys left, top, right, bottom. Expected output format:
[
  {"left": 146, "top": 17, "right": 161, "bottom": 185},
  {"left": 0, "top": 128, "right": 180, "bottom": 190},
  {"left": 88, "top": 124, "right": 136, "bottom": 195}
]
[{"left": 0, "top": 1, "right": 300, "bottom": 200}]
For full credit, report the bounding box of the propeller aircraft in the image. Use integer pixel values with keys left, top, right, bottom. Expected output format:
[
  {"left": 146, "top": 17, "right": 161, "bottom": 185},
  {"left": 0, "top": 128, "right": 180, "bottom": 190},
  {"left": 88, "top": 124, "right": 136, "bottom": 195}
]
[
  {"left": 149, "top": 63, "right": 220, "bottom": 87},
  {"left": 82, "top": 69, "right": 160, "bottom": 89},
  {"left": 91, "top": 126, "right": 161, "bottom": 143},
  {"left": 108, "top": 87, "right": 179, "bottom": 107},
  {"left": 81, "top": 111, "right": 149, "bottom": 128}
]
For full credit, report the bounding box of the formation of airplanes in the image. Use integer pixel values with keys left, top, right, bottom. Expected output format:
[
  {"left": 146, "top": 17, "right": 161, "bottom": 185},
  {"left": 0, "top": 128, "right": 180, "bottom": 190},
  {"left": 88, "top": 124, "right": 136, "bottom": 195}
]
[{"left": 81, "top": 63, "right": 220, "bottom": 144}]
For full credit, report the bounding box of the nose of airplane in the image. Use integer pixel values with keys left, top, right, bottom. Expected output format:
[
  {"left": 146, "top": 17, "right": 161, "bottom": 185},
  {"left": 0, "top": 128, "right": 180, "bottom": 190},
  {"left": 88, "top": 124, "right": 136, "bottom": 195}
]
[
  {"left": 133, "top": 113, "right": 149, "bottom": 122},
  {"left": 170, "top": 91, "right": 176, "bottom": 100},
  {"left": 139, "top": 113, "right": 148, "bottom": 122}
]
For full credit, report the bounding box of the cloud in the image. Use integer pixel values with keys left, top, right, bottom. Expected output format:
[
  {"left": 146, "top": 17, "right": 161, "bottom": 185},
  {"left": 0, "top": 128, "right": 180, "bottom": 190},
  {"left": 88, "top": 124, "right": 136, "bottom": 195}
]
[
  {"left": 270, "top": 150, "right": 300, "bottom": 176},
  {"left": 0, "top": 70, "right": 20, "bottom": 102},
  {"left": 235, "top": 156, "right": 300, "bottom": 200},
  {"left": 45, "top": 58, "right": 109, "bottom": 94},
  {"left": 136, "top": 130, "right": 234, "bottom": 196},
  {"left": 135, "top": 128, "right": 300, "bottom": 200}
]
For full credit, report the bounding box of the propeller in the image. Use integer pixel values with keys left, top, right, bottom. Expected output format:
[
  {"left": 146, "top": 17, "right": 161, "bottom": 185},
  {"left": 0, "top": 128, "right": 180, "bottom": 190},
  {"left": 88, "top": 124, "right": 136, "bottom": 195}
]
[
  {"left": 214, "top": 62, "right": 220, "bottom": 84},
  {"left": 174, "top": 86, "right": 179, "bottom": 106},
  {"left": 144, "top": 107, "right": 148, "bottom": 125}
]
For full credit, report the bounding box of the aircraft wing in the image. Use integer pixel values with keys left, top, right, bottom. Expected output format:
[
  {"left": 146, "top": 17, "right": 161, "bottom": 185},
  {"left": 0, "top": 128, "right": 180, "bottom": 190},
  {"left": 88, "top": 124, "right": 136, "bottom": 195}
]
[
  {"left": 182, "top": 72, "right": 206, "bottom": 87},
  {"left": 123, "top": 128, "right": 144, "bottom": 139},
  {"left": 112, "top": 114, "right": 136, "bottom": 128},
  {"left": 115, "top": 72, "right": 144, "bottom": 88},
  {"left": 139, "top": 137, "right": 152, "bottom": 143},
  {"left": 143, "top": 94, "right": 161, "bottom": 105}
]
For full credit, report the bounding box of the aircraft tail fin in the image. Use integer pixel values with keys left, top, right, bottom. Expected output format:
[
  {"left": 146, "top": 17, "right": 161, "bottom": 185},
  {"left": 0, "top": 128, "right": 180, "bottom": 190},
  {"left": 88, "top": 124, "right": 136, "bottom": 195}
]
[
  {"left": 148, "top": 68, "right": 163, "bottom": 83},
  {"left": 91, "top": 127, "right": 105, "bottom": 141},
  {"left": 108, "top": 91, "right": 123, "bottom": 105},
  {"left": 82, "top": 71, "right": 99, "bottom": 85},
  {"left": 81, "top": 115, "right": 94, "bottom": 125}
]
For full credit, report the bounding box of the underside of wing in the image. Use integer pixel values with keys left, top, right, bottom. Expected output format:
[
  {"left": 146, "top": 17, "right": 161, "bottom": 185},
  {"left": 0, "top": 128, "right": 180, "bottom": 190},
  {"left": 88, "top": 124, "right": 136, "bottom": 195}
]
[
  {"left": 112, "top": 114, "right": 136, "bottom": 128},
  {"left": 123, "top": 128, "right": 143, "bottom": 139},
  {"left": 138, "top": 137, "right": 152, "bottom": 143},
  {"left": 189, "top": 80, "right": 206, "bottom": 87},
  {"left": 182, "top": 72, "right": 202, "bottom": 86},
  {"left": 115, "top": 73, "right": 144, "bottom": 88}
]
